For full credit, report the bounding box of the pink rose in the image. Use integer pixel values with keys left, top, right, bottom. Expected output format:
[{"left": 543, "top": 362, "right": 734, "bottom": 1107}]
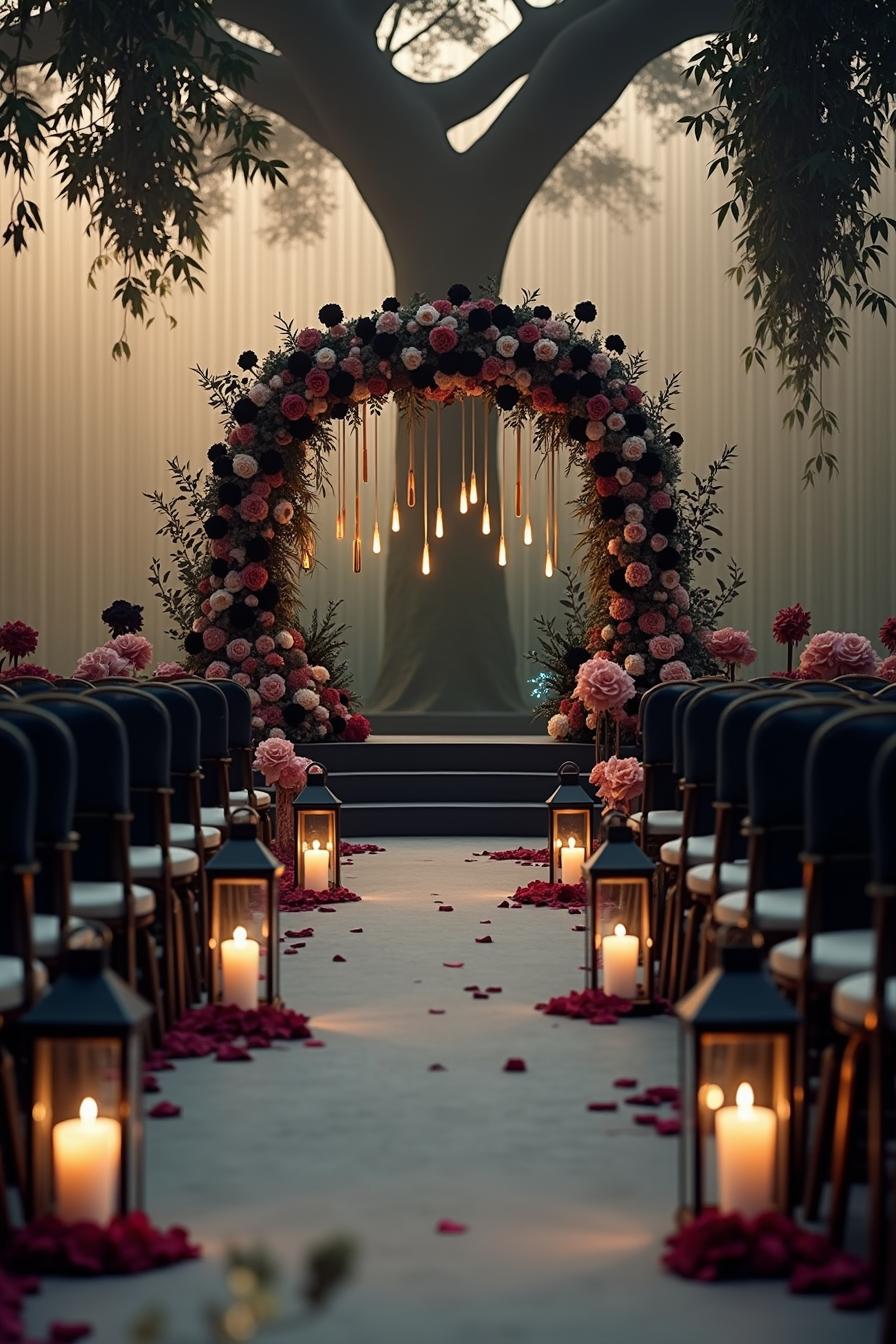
[
  {"left": 586, "top": 395, "right": 610, "bottom": 420},
  {"left": 530, "top": 385, "right": 555, "bottom": 411},
  {"left": 258, "top": 704, "right": 284, "bottom": 726},
  {"left": 202, "top": 627, "right": 227, "bottom": 652},
  {"left": 429, "top": 326, "right": 458, "bottom": 353},
  {"left": 281, "top": 393, "right": 308, "bottom": 420},
  {"left": 264, "top": 652, "right": 284, "bottom": 667},
  {"left": 836, "top": 632, "right": 879, "bottom": 674},
  {"left": 676, "top": 616, "right": 694, "bottom": 636},
  {"left": 609, "top": 597, "right": 635, "bottom": 621},
  {"left": 154, "top": 661, "right": 187, "bottom": 680},
  {"left": 624, "top": 385, "right": 643, "bottom": 403},
  {"left": 205, "top": 661, "right": 229, "bottom": 679},
  {"left": 241, "top": 563, "right": 269, "bottom": 592},
  {"left": 705, "top": 627, "right": 758, "bottom": 667},
  {"left": 296, "top": 327, "right": 322, "bottom": 351},
  {"left": 799, "top": 630, "right": 878, "bottom": 679},
  {"left": 258, "top": 673, "right": 286, "bottom": 702},
  {"left": 106, "top": 633, "right": 153, "bottom": 670},
  {"left": 879, "top": 655, "right": 896, "bottom": 684},
  {"left": 623, "top": 523, "right": 647, "bottom": 544},
  {"left": 239, "top": 494, "right": 268, "bottom": 523},
  {"left": 226, "top": 638, "right": 251, "bottom": 663},
  {"left": 660, "top": 661, "right": 692, "bottom": 683},
  {"left": 589, "top": 754, "right": 644, "bottom": 810},
  {"left": 255, "top": 635, "right": 275, "bottom": 656},
  {"left": 648, "top": 636, "right": 676, "bottom": 661},
  {"left": 73, "top": 646, "right": 133, "bottom": 680},
  {"left": 638, "top": 611, "right": 666, "bottom": 635},
  {"left": 650, "top": 491, "right": 672, "bottom": 511},
  {"left": 481, "top": 356, "right": 503, "bottom": 381},
  {"left": 241, "top": 658, "right": 258, "bottom": 675},
  {"left": 304, "top": 368, "right": 330, "bottom": 397},
  {"left": 574, "top": 656, "right": 635, "bottom": 714},
  {"left": 233, "top": 424, "right": 256, "bottom": 446},
  {"left": 517, "top": 323, "right": 539, "bottom": 344},
  {"left": 624, "top": 563, "right": 652, "bottom": 589}
]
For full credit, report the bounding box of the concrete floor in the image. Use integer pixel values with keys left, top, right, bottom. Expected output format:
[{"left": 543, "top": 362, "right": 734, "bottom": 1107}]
[{"left": 29, "top": 838, "right": 880, "bottom": 1343}]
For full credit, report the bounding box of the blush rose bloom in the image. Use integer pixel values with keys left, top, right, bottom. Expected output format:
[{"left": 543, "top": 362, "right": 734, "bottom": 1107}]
[
  {"left": 705, "top": 627, "right": 758, "bottom": 667},
  {"left": 73, "top": 646, "right": 133, "bottom": 680},
  {"left": 258, "top": 673, "right": 286, "bottom": 702},
  {"left": 106, "top": 633, "right": 153, "bottom": 670},
  {"left": 625, "top": 563, "right": 652, "bottom": 589},
  {"left": 799, "top": 630, "right": 878, "bottom": 679},
  {"left": 574, "top": 656, "right": 635, "bottom": 714},
  {"left": 590, "top": 754, "right": 644, "bottom": 811},
  {"left": 226, "top": 638, "right": 252, "bottom": 663},
  {"left": 239, "top": 495, "right": 268, "bottom": 523},
  {"left": 202, "top": 627, "right": 227, "bottom": 652},
  {"left": 648, "top": 635, "right": 676, "bottom": 661},
  {"left": 585, "top": 394, "right": 610, "bottom": 420},
  {"left": 638, "top": 611, "right": 666, "bottom": 635},
  {"left": 660, "top": 660, "right": 692, "bottom": 683}
]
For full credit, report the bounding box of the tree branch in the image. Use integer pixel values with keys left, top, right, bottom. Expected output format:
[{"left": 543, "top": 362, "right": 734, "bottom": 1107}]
[
  {"left": 391, "top": 0, "right": 462, "bottom": 57},
  {"left": 472, "top": 0, "right": 736, "bottom": 220}
]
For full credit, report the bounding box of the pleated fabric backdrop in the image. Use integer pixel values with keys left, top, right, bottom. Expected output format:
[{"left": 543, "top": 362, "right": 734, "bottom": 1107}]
[{"left": 1, "top": 74, "right": 894, "bottom": 700}]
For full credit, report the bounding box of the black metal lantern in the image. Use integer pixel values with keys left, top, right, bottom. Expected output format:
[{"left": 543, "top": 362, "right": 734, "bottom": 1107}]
[
  {"left": 292, "top": 763, "right": 342, "bottom": 892},
  {"left": 206, "top": 806, "right": 284, "bottom": 1008},
  {"left": 546, "top": 761, "right": 594, "bottom": 884},
  {"left": 20, "top": 927, "right": 152, "bottom": 1223},
  {"left": 582, "top": 811, "right": 657, "bottom": 1010},
  {"left": 675, "top": 939, "right": 800, "bottom": 1222}
]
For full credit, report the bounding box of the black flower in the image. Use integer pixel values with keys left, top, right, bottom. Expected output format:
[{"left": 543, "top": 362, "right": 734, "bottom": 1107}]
[
  {"left": 204, "top": 516, "right": 229, "bottom": 539},
  {"left": 292, "top": 416, "right": 316, "bottom": 440},
  {"left": 601, "top": 497, "right": 626, "bottom": 521},
  {"left": 237, "top": 350, "right": 257, "bottom": 370},
  {"left": 574, "top": 300, "right": 597, "bottom": 323},
  {"left": 287, "top": 350, "right": 312, "bottom": 377},
  {"left": 210, "top": 558, "right": 230, "bottom": 578},
  {"left": 212, "top": 457, "right": 234, "bottom": 477},
  {"left": 447, "top": 283, "right": 471, "bottom": 304},
  {"left": 437, "top": 350, "right": 461, "bottom": 374},
  {"left": 229, "top": 603, "right": 255, "bottom": 631},
  {"left": 330, "top": 370, "right": 355, "bottom": 399},
  {"left": 533, "top": 304, "right": 551, "bottom": 319},
  {"left": 355, "top": 316, "right": 375, "bottom": 342},
  {"left": 639, "top": 451, "right": 661, "bottom": 476},
  {"left": 605, "top": 334, "right": 626, "bottom": 353},
  {"left": 467, "top": 306, "right": 491, "bottom": 332},
  {"left": 245, "top": 536, "right": 270, "bottom": 562},
  {"left": 592, "top": 451, "right": 618, "bottom": 477},
  {"left": 207, "top": 442, "right": 227, "bottom": 462},
  {"left": 609, "top": 568, "right": 631, "bottom": 591},
  {"left": 514, "top": 343, "right": 535, "bottom": 368},
  {"left": 577, "top": 372, "right": 602, "bottom": 397},
  {"left": 319, "top": 303, "right": 344, "bottom": 327},
  {"left": 495, "top": 384, "right": 519, "bottom": 410},
  {"left": 217, "top": 481, "right": 242, "bottom": 508},
  {"left": 567, "top": 416, "right": 588, "bottom": 443},
  {"left": 372, "top": 332, "right": 399, "bottom": 357},
  {"left": 101, "top": 600, "right": 144, "bottom": 636},
  {"left": 550, "top": 373, "right": 577, "bottom": 403},
  {"left": 258, "top": 582, "right": 279, "bottom": 611},
  {"left": 184, "top": 632, "right": 204, "bottom": 655},
  {"left": 458, "top": 350, "right": 483, "bottom": 377},
  {"left": 259, "top": 449, "right": 284, "bottom": 474},
  {"left": 329, "top": 402, "right": 349, "bottom": 420},
  {"left": 668, "top": 431, "right": 684, "bottom": 447},
  {"left": 569, "top": 344, "right": 592, "bottom": 371},
  {"left": 283, "top": 704, "right": 307, "bottom": 727},
  {"left": 381, "top": 296, "right": 401, "bottom": 312},
  {"left": 564, "top": 645, "right": 590, "bottom": 670},
  {"left": 652, "top": 507, "right": 678, "bottom": 534},
  {"left": 624, "top": 411, "right": 647, "bottom": 434},
  {"left": 656, "top": 547, "right": 681, "bottom": 570},
  {"left": 409, "top": 364, "right": 436, "bottom": 389},
  {"left": 330, "top": 713, "right": 346, "bottom": 735},
  {"left": 491, "top": 302, "right": 514, "bottom": 327},
  {"left": 232, "top": 397, "right": 258, "bottom": 425}
]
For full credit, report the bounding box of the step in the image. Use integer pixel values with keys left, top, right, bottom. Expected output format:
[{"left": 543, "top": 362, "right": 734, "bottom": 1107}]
[
  {"left": 341, "top": 800, "right": 549, "bottom": 837},
  {"left": 306, "top": 735, "right": 595, "bottom": 777},
  {"left": 332, "top": 771, "right": 564, "bottom": 805}
]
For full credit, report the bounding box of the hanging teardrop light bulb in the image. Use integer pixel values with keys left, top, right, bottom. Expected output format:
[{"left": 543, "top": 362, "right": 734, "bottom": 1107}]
[
  {"left": 481, "top": 501, "right": 491, "bottom": 536},
  {"left": 435, "top": 507, "right": 444, "bottom": 538},
  {"left": 372, "top": 521, "right": 382, "bottom": 554},
  {"left": 469, "top": 471, "right": 479, "bottom": 505},
  {"left": 422, "top": 542, "right": 431, "bottom": 575},
  {"left": 460, "top": 479, "right": 468, "bottom": 514},
  {"left": 391, "top": 499, "right": 400, "bottom": 532},
  {"left": 545, "top": 550, "right": 554, "bottom": 578},
  {"left": 524, "top": 515, "right": 533, "bottom": 546},
  {"left": 498, "top": 535, "right": 507, "bottom": 567}
]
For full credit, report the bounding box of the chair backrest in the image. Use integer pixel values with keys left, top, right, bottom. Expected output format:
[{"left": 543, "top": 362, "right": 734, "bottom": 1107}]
[
  {"left": 803, "top": 707, "right": 896, "bottom": 933},
  {"left": 0, "top": 718, "right": 37, "bottom": 957},
  {"left": 0, "top": 683, "right": 17, "bottom": 699},
  {"left": 870, "top": 736, "right": 896, "bottom": 891},
  {"left": 54, "top": 677, "right": 94, "bottom": 691},
  {"left": 139, "top": 682, "right": 201, "bottom": 824},
  {"left": 681, "top": 683, "right": 754, "bottom": 783},
  {"left": 212, "top": 679, "right": 255, "bottom": 791},
  {"left": 0, "top": 703, "right": 78, "bottom": 915},
  {"left": 2, "top": 675, "right": 56, "bottom": 694},
  {"left": 794, "top": 679, "right": 860, "bottom": 698},
  {"left": 748, "top": 676, "right": 792, "bottom": 688},
  {"left": 874, "top": 683, "right": 896, "bottom": 702},
  {"left": 670, "top": 684, "right": 706, "bottom": 777},
  {"left": 26, "top": 694, "right": 131, "bottom": 881},
  {"left": 86, "top": 687, "right": 172, "bottom": 846},
  {"left": 716, "top": 689, "right": 806, "bottom": 806},
  {"left": 832, "top": 674, "right": 889, "bottom": 693},
  {"left": 171, "top": 680, "right": 231, "bottom": 809}
]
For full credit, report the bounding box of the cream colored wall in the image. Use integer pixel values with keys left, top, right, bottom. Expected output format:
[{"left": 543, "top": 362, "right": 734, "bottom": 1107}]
[{"left": 2, "top": 79, "right": 894, "bottom": 696}]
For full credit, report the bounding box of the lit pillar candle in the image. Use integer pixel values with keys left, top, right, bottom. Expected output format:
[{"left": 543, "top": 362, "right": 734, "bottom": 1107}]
[
  {"left": 560, "top": 836, "right": 585, "bottom": 885},
  {"left": 303, "top": 840, "right": 330, "bottom": 893},
  {"left": 602, "top": 923, "right": 639, "bottom": 999},
  {"left": 221, "top": 925, "right": 259, "bottom": 1010},
  {"left": 53, "top": 1096, "right": 121, "bottom": 1224},
  {"left": 715, "top": 1082, "right": 777, "bottom": 1215}
]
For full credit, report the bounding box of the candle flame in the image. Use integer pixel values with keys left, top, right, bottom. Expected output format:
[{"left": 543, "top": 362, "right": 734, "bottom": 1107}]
[
  {"left": 614, "top": 923, "right": 627, "bottom": 938},
  {"left": 702, "top": 1083, "right": 725, "bottom": 1112},
  {"left": 311, "top": 839, "right": 321, "bottom": 850},
  {"left": 459, "top": 481, "right": 468, "bottom": 514},
  {"left": 523, "top": 515, "right": 532, "bottom": 545},
  {"left": 567, "top": 836, "right": 577, "bottom": 849},
  {"left": 79, "top": 1096, "right": 98, "bottom": 1124},
  {"left": 736, "top": 1082, "right": 754, "bottom": 1110},
  {"left": 391, "top": 501, "right": 400, "bottom": 532},
  {"left": 233, "top": 926, "right": 247, "bottom": 944}
]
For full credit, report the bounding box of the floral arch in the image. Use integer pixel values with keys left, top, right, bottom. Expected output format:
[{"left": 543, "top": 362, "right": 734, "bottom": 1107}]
[{"left": 187, "top": 285, "right": 705, "bottom": 745}]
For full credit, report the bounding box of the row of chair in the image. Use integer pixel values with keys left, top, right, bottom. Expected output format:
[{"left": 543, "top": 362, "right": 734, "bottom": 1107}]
[{"left": 632, "top": 671, "right": 896, "bottom": 1291}]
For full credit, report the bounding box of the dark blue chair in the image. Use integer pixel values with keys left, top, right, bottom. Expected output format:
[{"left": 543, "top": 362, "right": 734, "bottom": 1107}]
[
  {"left": 1, "top": 675, "right": 55, "bottom": 695},
  {"left": 795, "top": 679, "right": 864, "bottom": 698},
  {"left": 174, "top": 680, "right": 233, "bottom": 832},
  {"left": 833, "top": 674, "right": 889, "bottom": 694},
  {"left": 874, "top": 684, "right": 896, "bottom": 703},
  {"left": 0, "top": 702, "right": 79, "bottom": 962},
  {"left": 214, "top": 679, "right": 272, "bottom": 843},
  {"left": 0, "top": 685, "right": 16, "bottom": 700},
  {"left": 53, "top": 677, "right": 93, "bottom": 691},
  {"left": 86, "top": 686, "right": 198, "bottom": 1020},
  {"left": 629, "top": 681, "right": 693, "bottom": 852}
]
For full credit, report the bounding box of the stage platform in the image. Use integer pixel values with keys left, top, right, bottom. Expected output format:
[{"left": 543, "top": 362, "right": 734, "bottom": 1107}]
[{"left": 303, "top": 734, "right": 596, "bottom": 836}]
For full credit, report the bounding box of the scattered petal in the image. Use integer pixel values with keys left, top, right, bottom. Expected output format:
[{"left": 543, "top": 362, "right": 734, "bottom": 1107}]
[
  {"left": 350, "top": 927, "right": 363, "bottom": 933},
  {"left": 443, "top": 962, "right": 465, "bottom": 969},
  {"left": 497, "top": 900, "right": 510, "bottom": 908},
  {"left": 479, "top": 919, "right": 492, "bottom": 924},
  {"left": 634, "top": 1113, "right": 658, "bottom": 1126},
  {"left": 503, "top": 1057, "right": 527, "bottom": 1072},
  {"left": 614, "top": 1077, "right": 638, "bottom": 1089},
  {"left": 428, "top": 1063, "right": 446, "bottom": 1072},
  {"left": 438, "top": 905, "right": 454, "bottom": 913},
  {"left": 473, "top": 992, "right": 489, "bottom": 1000},
  {"left": 304, "top": 1039, "right": 326, "bottom": 1049},
  {"left": 485, "top": 986, "right": 502, "bottom": 994},
  {"left": 285, "top": 928, "right": 313, "bottom": 938},
  {"left": 436, "top": 1220, "right": 468, "bottom": 1235},
  {"left": 475, "top": 935, "right": 493, "bottom": 944},
  {"left": 50, "top": 1324, "right": 93, "bottom": 1342},
  {"left": 216, "top": 1044, "right": 252, "bottom": 1062},
  {"left": 142, "top": 1074, "right": 160, "bottom": 1093},
  {"left": 428, "top": 1009, "right": 446, "bottom": 1015},
  {"left": 332, "top": 954, "right": 346, "bottom": 962},
  {"left": 656, "top": 1118, "right": 681, "bottom": 1136},
  {"left": 148, "top": 1101, "right": 181, "bottom": 1119},
  {"left": 587, "top": 1102, "right": 618, "bottom": 1112}
]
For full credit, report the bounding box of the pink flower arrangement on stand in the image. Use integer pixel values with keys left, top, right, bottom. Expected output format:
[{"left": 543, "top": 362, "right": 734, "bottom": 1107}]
[
  {"left": 253, "top": 738, "right": 313, "bottom": 856},
  {"left": 704, "top": 627, "right": 757, "bottom": 681},
  {"left": 573, "top": 656, "right": 635, "bottom": 758},
  {"left": 772, "top": 603, "right": 812, "bottom": 674},
  {"left": 798, "top": 631, "right": 879, "bottom": 680},
  {"left": 590, "top": 755, "right": 644, "bottom": 815}
]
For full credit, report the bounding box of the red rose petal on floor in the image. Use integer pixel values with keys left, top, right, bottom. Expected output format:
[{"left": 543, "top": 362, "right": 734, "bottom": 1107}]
[
  {"left": 436, "top": 1219, "right": 468, "bottom": 1235},
  {"left": 318, "top": 907, "right": 335, "bottom": 913},
  {"left": 475, "top": 935, "right": 493, "bottom": 944},
  {"left": 625, "top": 1094, "right": 659, "bottom": 1106},
  {"left": 568, "top": 907, "right": 582, "bottom": 915},
  {"left": 589, "top": 1013, "right": 619, "bottom": 1025},
  {"left": 290, "top": 942, "right": 306, "bottom": 949},
  {"left": 587, "top": 1101, "right": 619, "bottom": 1112},
  {"left": 485, "top": 986, "right": 502, "bottom": 994},
  {"left": 497, "top": 900, "right": 510, "bottom": 908},
  {"left": 216, "top": 1044, "right": 252, "bottom": 1062},
  {"left": 304, "top": 1039, "right": 326, "bottom": 1048},
  {"left": 511, "top": 903, "right": 522, "bottom": 909},
  {"left": 503, "top": 1057, "right": 527, "bottom": 1072},
  {"left": 428, "top": 1009, "right": 446, "bottom": 1015},
  {"left": 443, "top": 962, "right": 465, "bottom": 968},
  {"left": 332, "top": 954, "right": 346, "bottom": 962},
  {"left": 572, "top": 925, "right": 586, "bottom": 932},
  {"left": 479, "top": 919, "right": 492, "bottom": 924},
  {"left": 148, "top": 1101, "right": 181, "bottom": 1119},
  {"left": 438, "top": 905, "right": 454, "bottom": 912},
  {"left": 645, "top": 1085, "right": 680, "bottom": 1104},
  {"left": 285, "top": 928, "right": 313, "bottom": 938},
  {"left": 142, "top": 1074, "right": 160, "bottom": 1093},
  {"left": 463, "top": 984, "right": 480, "bottom": 992},
  {"left": 656, "top": 1118, "right": 681, "bottom": 1136},
  {"left": 50, "top": 1325, "right": 93, "bottom": 1342},
  {"left": 614, "top": 1077, "right": 638, "bottom": 1088},
  {"left": 634, "top": 1113, "right": 658, "bottom": 1126},
  {"left": 350, "top": 928, "right": 363, "bottom": 933},
  {"left": 473, "top": 992, "right": 489, "bottom": 999},
  {"left": 283, "top": 949, "right": 299, "bottom": 956},
  {"left": 429, "top": 1063, "right": 446, "bottom": 1071}
]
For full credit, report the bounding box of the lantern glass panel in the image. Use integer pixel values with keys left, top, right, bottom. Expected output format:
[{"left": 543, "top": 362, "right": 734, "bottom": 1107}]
[
  {"left": 586, "top": 877, "right": 652, "bottom": 988},
  {"left": 31, "top": 1034, "right": 141, "bottom": 1218},
  {"left": 210, "top": 877, "right": 278, "bottom": 1004},
  {"left": 683, "top": 1030, "right": 791, "bottom": 1215},
  {"left": 549, "top": 809, "right": 592, "bottom": 881},
  {"left": 297, "top": 811, "right": 336, "bottom": 884}
]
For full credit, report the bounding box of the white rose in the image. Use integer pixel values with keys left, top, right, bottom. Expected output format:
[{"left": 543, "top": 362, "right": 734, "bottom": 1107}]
[
  {"left": 294, "top": 688, "right": 319, "bottom": 710},
  {"left": 316, "top": 724, "right": 328, "bottom": 737},
  {"left": 415, "top": 304, "right": 439, "bottom": 326},
  {"left": 251, "top": 715, "right": 265, "bottom": 730},
  {"left": 272, "top": 501, "right": 294, "bottom": 525},
  {"left": 438, "top": 315, "right": 458, "bottom": 329},
  {"left": 514, "top": 369, "right": 532, "bottom": 389},
  {"left": 248, "top": 689, "right": 261, "bottom": 708},
  {"left": 622, "top": 435, "right": 646, "bottom": 462},
  {"left": 616, "top": 467, "right": 633, "bottom": 485},
  {"left": 275, "top": 631, "right": 294, "bottom": 649},
  {"left": 232, "top": 454, "right": 258, "bottom": 478},
  {"left": 313, "top": 705, "right": 329, "bottom": 721},
  {"left": 624, "top": 504, "right": 644, "bottom": 523},
  {"left": 376, "top": 311, "right": 400, "bottom": 333},
  {"left": 269, "top": 375, "right": 283, "bottom": 391},
  {"left": 209, "top": 591, "right": 233, "bottom": 612},
  {"left": 224, "top": 570, "right": 243, "bottom": 592},
  {"left": 585, "top": 420, "right": 606, "bottom": 441},
  {"left": 268, "top": 727, "right": 286, "bottom": 738},
  {"left": 601, "top": 625, "right": 615, "bottom": 642},
  {"left": 311, "top": 664, "right": 330, "bottom": 683},
  {"left": 533, "top": 338, "right": 558, "bottom": 362},
  {"left": 592, "top": 354, "right": 610, "bottom": 376},
  {"left": 230, "top": 548, "right": 246, "bottom": 565},
  {"left": 547, "top": 712, "right": 570, "bottom": 740},
  {"left": 248, "top": 383, "right": 272, "bottom": 406},
  {"left": 315, "top": 347, "right": 337, "bottom": 368},
  {"left": 625, "top": 654, "right": 646, "bottom": 676},
  {"left": 496, "top": 335, "right": 519, "bottom": 358},
  {"left": 644, "top": 428, "right": 655, "bottom": 442},
  {"left": 401, "top": 347, "right": 423, "bottom": 370},
  {"left": 484, "top": 325, "right": 500, "bottom": 342}
]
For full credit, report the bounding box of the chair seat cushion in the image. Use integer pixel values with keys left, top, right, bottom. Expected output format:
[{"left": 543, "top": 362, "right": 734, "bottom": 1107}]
[
  {"left": 0, "top": 957, "right": 48, "bottom": 1011},
  {"left": 686, "top": 860, "right": 747, "bottom": 897},
  {"left": 71, "top": 880, "right": 156, "bottom": 920},
  {"left": 230, "top": 789, "right": 271, "bottom": 809},
  {"left": 200, "top": 807, "right": 228, "bottom": 830},
  {"left": 130, "top": 845, "right": 200, "bottom": 879},
  {"left": 769, "top": 930, "right": 875, "bottom": 985},
  {"left": 660, "top": 834, "right": 715, "bottom": 867},
  {"left": 628, "top": 809, "right": 682, "bottom": 837},
  {"left": 31, "top": 914, "right": 91, "bottom": 960},
  {"left": 714, "top": 887, "right": 805, "bottom": 932},
  {"left": 832, "top": 972, "right": 896, "bottom": 1031},
  {"left": 169, "top": 822, "right": 222, "bottom": 850}
]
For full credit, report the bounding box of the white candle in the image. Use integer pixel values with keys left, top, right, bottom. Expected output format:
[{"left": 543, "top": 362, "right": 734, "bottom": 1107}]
[
  {"left": 53, "top": 1096, "right": 121, "bottom": 1225},
  {"left": 221, "top": 925, "right": 259, "bottom": 1009},
  {"left": 715, "top": 1082, "right": 777, "bottom": 1215},
  {"left": 302, "top": 839, "right": 330, "bottom": 893},
  {"left": 602, "top": 923, "right": 639, "bottom": 999},
  {"left": 559, "top": 835, "right": 585, "bottom": 885}
]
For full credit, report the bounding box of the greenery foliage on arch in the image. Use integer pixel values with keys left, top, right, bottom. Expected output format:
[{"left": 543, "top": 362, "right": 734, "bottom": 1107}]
[{"left": 176, "top": 285, "right": 733, "bottom": 745}]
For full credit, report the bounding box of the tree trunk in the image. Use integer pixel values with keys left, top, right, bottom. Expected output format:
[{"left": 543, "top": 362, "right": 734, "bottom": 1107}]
[{"left": 367, "top": 227, "right": 529, "bottom": 725}]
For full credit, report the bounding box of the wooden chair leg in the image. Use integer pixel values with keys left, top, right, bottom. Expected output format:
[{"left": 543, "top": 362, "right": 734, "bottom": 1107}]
[
  {"left": 867, "top": 1028, "right": 889, "bottom": 1289},
  {"left": 171, "top": 903, "right": 188, "bottom": 1023},
  {"left": 137, "top": 927, "right": 165, "bottom": 1046},
  {"left": 659, "top": 866, "right": 680, "bottom": 1000},
  {"left": 176, "top": 881, "right": 201, "bottom": 1006},
  {"left": 829, "top": 1032, "right": 866, "bottom": 1246},
  {"left": 697, "top": 907, "right": 715, "bottom": 981},
  {"left": 677, "top": 898, "right": 704, "bottom": 1001},
  {"left": 803, "top": 1040, "right": 841, "bottom": 1220},
  {"left": 0, "top": 1046, "right": 26, "bottom": 1212}
]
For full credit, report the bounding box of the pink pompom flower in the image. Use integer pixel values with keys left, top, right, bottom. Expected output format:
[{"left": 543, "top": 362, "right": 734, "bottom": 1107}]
[
  {"left": 705, "top": 627, "right": 757, "bottom": 668},
  {"left": 106, "top": 633, "right": 153, "bottom": 670},
  {"left": 574, "top": 657, "right": 635, "bottom": 715},
  {"left": 624, "top": 563, "right": 652, "bottom": 589},
  {"left": 73, "top": 646, "right": 132, "bottom": 680},
  {"left": 589, "top": 755, "right": 644, "bottom": 812},
  {"left": 258, "top": 673, "right": 286, "bottom": 702},
  {"left": 660, "top": 661, "right": 692, "bottom": 683}
]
